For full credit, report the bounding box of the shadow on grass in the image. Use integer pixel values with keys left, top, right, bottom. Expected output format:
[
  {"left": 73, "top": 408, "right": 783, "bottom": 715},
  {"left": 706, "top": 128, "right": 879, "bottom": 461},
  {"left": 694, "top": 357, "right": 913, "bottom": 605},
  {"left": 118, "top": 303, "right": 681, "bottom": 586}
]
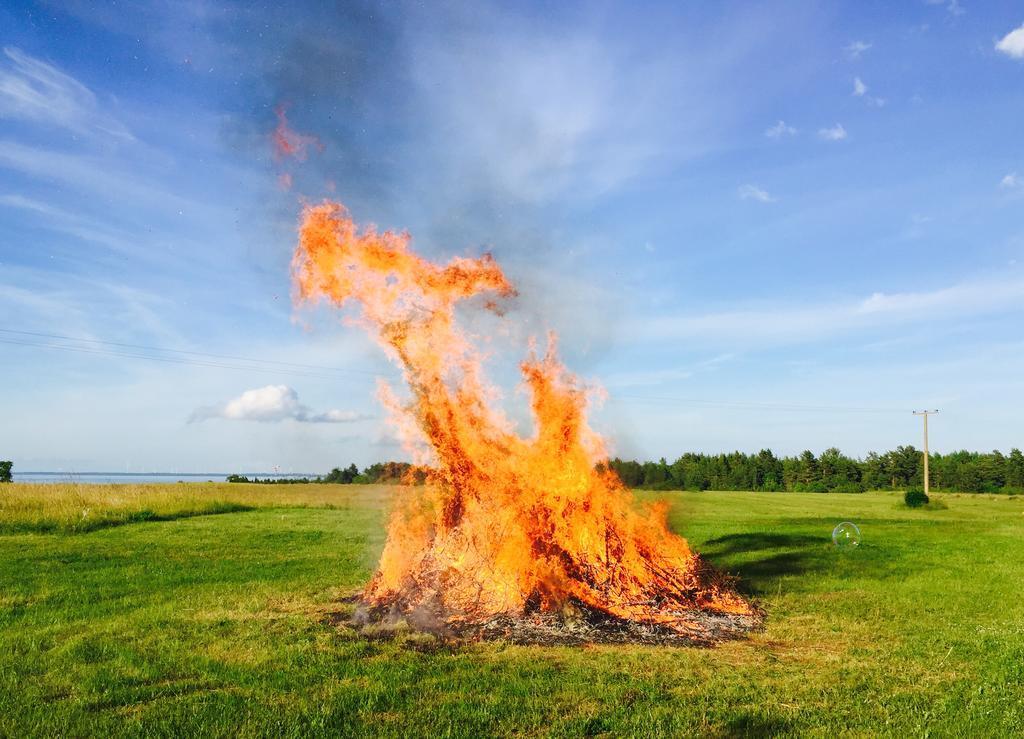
[
  {"left": 0, "top": 502, "right": 255, "bottom": 536},
  {"left": 699, "top": 532, "right": 830, "bottom": 595},
  {"left": 715, "top": 712, "right": 793, "bottom": 738},
  {"left": 700, "top": 521, "right": 918, "bottom": 594},
  {"left": 703, "top": 532, "right": 825, "bottom": 555}
]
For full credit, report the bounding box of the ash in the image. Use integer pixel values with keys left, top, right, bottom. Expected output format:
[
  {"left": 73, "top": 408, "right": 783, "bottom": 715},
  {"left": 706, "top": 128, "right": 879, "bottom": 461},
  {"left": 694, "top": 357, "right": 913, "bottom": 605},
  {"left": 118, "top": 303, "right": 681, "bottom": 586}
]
[{"left": 335, "top": 596, "right": 763, "bottom": 648}]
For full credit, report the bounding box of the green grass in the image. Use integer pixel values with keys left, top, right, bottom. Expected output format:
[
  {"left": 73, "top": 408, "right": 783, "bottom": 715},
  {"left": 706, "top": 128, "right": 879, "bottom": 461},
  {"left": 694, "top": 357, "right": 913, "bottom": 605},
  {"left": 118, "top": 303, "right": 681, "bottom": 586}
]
[{"left": 1, "top": 484, "right": 1022, "bottom": 737}]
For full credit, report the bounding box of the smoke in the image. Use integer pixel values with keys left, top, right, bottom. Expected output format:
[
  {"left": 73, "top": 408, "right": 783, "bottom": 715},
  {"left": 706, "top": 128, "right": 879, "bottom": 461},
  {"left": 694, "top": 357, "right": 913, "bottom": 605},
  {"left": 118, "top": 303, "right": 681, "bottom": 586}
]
[{"left": 224, "top": 1, "right": 733, "bottom": 372}]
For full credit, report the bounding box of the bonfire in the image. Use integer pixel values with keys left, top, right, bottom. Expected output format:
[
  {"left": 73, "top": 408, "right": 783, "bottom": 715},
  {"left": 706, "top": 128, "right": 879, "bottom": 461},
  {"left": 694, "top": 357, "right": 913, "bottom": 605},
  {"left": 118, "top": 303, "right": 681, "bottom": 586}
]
[{"left": 293, "top": 202, "right": 760, "bottom": 645}]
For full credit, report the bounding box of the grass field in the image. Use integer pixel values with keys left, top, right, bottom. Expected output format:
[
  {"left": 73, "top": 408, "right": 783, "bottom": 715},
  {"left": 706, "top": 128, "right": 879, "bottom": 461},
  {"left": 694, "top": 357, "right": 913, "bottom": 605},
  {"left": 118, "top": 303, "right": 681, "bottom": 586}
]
[{"left": 1, "top": 483, "right": 1022, "bottom": 737}]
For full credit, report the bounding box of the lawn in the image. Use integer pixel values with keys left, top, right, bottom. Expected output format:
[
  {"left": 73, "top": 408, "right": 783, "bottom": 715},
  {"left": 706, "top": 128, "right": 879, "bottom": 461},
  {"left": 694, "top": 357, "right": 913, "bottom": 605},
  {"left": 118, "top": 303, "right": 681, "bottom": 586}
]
[{"left": 1, "top": 483, "right": 1022, "bottom": 736}]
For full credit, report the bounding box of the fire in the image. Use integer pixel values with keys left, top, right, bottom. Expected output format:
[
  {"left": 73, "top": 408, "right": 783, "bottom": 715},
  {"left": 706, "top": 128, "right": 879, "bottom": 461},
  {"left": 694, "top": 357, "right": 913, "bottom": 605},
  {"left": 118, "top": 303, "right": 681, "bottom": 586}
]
[
  {"left": 292, "top": 202, "right": 754, "bottom": 635},
  {"left": 272, "top": 105, "right": 320, "bottom": 161}
]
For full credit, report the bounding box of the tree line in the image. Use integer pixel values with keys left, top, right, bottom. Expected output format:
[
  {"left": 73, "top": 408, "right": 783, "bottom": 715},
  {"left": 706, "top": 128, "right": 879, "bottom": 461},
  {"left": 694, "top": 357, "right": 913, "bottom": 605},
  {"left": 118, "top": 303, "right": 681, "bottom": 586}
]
[
  {"left": 228, "top": 447, "right": 1024, "bottom": 494},
  {"left": 227, "top": 462, "right": 426, "bottom": 486},
  {"left": 602, "top": 447, "right": 1024, "bottom": 494},
  {"left": 2, "top": 451, "right": 1020, "bottom": 493}
]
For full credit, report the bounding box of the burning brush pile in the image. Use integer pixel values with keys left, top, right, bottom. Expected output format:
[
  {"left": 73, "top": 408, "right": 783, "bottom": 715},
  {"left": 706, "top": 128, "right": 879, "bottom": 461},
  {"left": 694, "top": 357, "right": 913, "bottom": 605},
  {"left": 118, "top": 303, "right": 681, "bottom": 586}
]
[{"left": 293, "top": 202, "right": 761, "bottom": 646}]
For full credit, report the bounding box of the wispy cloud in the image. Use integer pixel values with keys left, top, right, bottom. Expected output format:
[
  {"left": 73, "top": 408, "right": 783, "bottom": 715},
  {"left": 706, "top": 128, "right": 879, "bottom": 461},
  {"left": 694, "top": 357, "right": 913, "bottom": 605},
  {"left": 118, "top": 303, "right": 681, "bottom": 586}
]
[
  {"left": 0, "top": 262, "right": 186, "bottom": 345},
  {"left": 636, "top": 274, "right": 1024, "bottom": 346},
  {"left": 996, "top": 23, "right": 1024, "bottom": 60},
  {"left": 844, "top": 40, "right": 872, "bottom": 60},
  {"left": 852, "top": 77, "right": 885, "bottom": 107},
  {"left": 0, "top": 47, "right": 132, "bottom": 140},
  {"left": 0, "top": 193, "right": 141, "bottom": 255},
  {"left": 738, "top": 184, "right": 776, "bottom": 203},
  {"left": 0, "top": 139, "right": 216, "bottom": 220},
  {"left": 902, "top": 213, "right": 934, "bottom": 240},
  {"left": 1000, "top": 172, "right": 1020, "bottom": 189},
  {"left": 603, "top": 353, "right": 736, "bottom": 390},
  {"left": 190, "top": 385, "right": 369, "bottom": 424},
  {"left": 818, "top": 123, "right": 848, "bottom": 141},
  {"left": 764, "top": 120, "right": 797, "bottom": 139},
  {"left": 925, "top": 0, "right": 965, "bottom": 17}
]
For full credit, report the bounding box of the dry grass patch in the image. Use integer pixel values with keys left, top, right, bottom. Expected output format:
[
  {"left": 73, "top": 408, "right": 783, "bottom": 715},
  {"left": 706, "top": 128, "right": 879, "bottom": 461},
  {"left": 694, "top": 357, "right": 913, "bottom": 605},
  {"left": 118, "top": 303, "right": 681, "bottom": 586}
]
[{"left": 0, "top": 482, "right": 396, "bottom": 533}]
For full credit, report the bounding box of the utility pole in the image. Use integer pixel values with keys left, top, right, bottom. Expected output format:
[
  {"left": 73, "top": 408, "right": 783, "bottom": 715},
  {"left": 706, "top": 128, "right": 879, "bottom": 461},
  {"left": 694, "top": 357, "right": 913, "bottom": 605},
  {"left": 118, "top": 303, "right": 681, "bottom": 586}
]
[{"left": 912, "top": 410, "right": 939, "bottom": 494}]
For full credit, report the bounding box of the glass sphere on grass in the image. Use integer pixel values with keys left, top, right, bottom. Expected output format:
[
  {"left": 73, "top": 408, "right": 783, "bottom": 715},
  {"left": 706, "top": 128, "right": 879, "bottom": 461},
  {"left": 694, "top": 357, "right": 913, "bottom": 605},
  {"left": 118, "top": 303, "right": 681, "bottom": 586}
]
[{"left": 832, "top": 521, "right": 861, "bottom": 548}]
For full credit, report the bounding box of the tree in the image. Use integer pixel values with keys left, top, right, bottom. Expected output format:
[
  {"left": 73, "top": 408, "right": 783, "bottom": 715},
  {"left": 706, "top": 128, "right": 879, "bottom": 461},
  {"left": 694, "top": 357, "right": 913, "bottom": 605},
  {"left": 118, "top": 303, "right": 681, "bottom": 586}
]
[
  {"left": 797, "top": 450, "right": 821, "bottom": 489},
  {"left": 641, "top": 458, "right": 670, "bottom": 488},
  {"left": 754, "top": 449, "right": 784, "bottom": 491},
  {"left": 862, "top": 452, "right": 887, "bottom": 490},
  {"left": 1007, "top": 449, "right": 1024, "bottom": 491},
  {"left": 885, "top": 446, "right": 921, "bottom": 488},
  {"left": 609, "top": 458, "right": 644, "bottom": 487},
  {"left": 324, "top": 462, "right": 375, "bottom": 484},
  {"left": 978, "top": 450, "right": 1007, "bottom": 492},
  {"left": 0, "top": 460, "right": 11, "bottom": 483}
]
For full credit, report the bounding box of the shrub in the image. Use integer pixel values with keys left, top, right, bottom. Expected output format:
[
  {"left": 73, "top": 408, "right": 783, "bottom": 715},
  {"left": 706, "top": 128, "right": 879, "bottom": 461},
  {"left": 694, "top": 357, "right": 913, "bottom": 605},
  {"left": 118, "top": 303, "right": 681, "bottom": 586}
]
[
  {"left": 0, "top": 460, "right": 12, "bottom": 483},
  {"left": 904, "top": 488, "right": 929, "bottom": 508}
]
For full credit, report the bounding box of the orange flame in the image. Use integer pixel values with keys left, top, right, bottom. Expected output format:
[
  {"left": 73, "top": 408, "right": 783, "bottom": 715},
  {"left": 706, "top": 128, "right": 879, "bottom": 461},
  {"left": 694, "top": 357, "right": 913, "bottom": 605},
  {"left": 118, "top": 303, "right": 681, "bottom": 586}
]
[{"left": 292, "top": 202, "right": 752, "bottom": 630}]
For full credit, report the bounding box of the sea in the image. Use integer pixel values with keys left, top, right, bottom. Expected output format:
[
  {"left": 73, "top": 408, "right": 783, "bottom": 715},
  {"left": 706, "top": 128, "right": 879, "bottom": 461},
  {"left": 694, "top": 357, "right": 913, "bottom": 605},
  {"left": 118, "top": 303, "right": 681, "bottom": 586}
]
[{"left": 14, "top": 472, "right": 318, "bottom": 484}]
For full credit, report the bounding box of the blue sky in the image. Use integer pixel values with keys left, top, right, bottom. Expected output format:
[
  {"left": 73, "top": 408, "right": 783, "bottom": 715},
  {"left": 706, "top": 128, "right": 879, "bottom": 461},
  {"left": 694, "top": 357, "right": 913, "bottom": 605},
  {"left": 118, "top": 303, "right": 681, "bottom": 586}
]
[{"left": 1, "top": 0, "right": 1023, "bottom": 472}]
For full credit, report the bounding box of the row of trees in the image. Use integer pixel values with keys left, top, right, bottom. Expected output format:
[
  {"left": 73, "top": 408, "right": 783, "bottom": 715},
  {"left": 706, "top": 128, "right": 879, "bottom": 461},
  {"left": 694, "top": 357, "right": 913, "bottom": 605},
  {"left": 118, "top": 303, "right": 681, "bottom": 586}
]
[
  {"left": 228, "top": 462, "right": 426, "bottom": 485},
  {"left": 322, "top": 461, "right": 427, "bottom": 485},
  {"left": 225, "top": 474, "right": 317, "bottom": 484},
  {"left": 232, "top": 446, "right": 1024, "bottom": 494},
  {"left": 604, "top": 447, "right": 1024, "bottom": 493}
]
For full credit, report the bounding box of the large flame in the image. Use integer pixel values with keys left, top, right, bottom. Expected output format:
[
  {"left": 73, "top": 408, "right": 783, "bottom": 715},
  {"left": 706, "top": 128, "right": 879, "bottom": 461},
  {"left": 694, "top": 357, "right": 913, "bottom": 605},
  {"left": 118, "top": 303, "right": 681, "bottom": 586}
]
[{"left": 293, "top": 202, "right": 752, "bottom": 631}]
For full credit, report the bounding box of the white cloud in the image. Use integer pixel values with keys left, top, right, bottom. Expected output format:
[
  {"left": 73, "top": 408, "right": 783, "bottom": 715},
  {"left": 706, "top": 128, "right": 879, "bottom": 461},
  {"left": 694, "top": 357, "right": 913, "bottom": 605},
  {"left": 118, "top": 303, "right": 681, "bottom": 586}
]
[
  {"left": 764, "top": 120, "right": 797, "bottom": 138},
  {"left": 0, "top": 47, "right": 131, "bottom": 139},
  {"left": 1001, "top": 172, "right": 1020, "bottom": 188},
  {"left": 996, "top": 24, "right": 1024, "bottom": 59},
  {"left": 738, "top": 184, "right": 776, "bottom": 203},
  {"left": 190, "top": 385, "right": 368, "bottom": 424},
  {"left": 818, "top": 123, "right": 848, "bottom": 141},
  {"left": 844, "top": 41, "right": 872, "bottom": 59}
]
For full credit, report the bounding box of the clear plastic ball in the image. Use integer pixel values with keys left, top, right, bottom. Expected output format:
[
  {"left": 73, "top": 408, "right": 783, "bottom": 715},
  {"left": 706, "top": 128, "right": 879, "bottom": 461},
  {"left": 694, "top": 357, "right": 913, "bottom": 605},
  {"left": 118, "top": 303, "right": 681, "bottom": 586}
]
[{"left": 832, "top": 521, "right": 861, "bottom": 548}]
